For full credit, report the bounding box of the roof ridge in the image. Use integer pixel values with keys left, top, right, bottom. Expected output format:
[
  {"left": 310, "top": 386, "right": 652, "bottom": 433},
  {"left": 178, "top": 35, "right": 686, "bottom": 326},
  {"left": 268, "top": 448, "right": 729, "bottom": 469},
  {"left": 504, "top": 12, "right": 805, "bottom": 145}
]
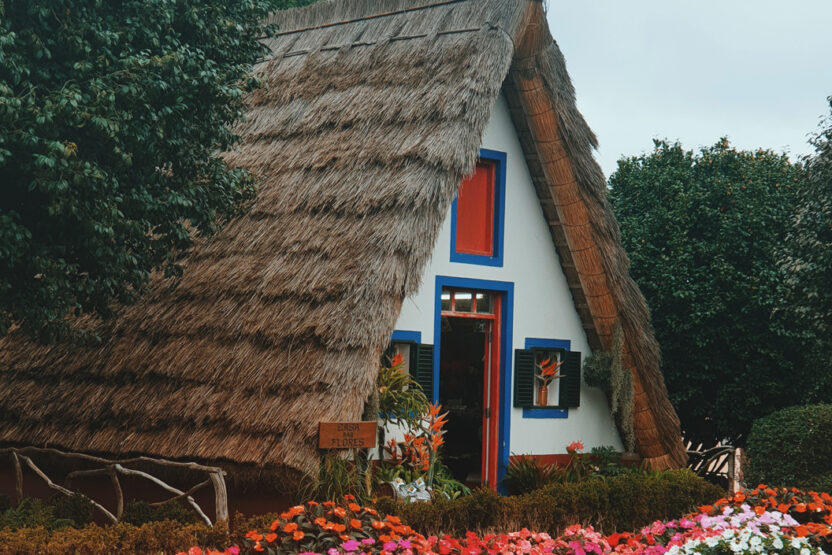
[{"left": 274, "top": 0, "right": 470, "bottom": 37}]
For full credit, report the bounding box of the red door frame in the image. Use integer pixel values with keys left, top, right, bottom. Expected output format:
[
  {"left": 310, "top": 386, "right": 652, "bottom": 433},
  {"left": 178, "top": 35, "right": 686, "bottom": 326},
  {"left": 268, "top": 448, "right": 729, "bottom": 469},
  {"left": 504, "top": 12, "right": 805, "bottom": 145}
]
[{"left": 440, "top": 289, "right": 502, "bottom": 490}]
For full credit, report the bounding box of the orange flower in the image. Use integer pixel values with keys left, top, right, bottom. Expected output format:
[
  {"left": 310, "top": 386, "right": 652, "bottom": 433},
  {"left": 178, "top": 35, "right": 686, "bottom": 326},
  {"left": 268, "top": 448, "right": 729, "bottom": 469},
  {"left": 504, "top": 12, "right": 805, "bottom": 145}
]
[
  {"left": 796, "top": 525, "right": 809, "bottom": 537},
  {"left": 307, "top": 500, "right": 319, "bottom": 506},
  {"left": 323, "top": 501, "right": 335, "bottom": 507},
  {"left": 283, "top": 522, "right": 298, "bottom": 533},
  {"left": 391, "top": 353, "right": 404, "bottom": 367},
  {"left": 344, "top": 494, "right": 355, "bottom": 501},
  {"left": 314, "top": 517, "right": 327, "bottom": 527},
  {"left": 269, "top": 519, "right": 280, "bottom": 531},
  {"left": 334, "top": 523, "right": 346, "bottom": 533},
  {"left": 339, "top": 534, "right": 350, "bottom": 541},
  {"left": 371, "top": 520, "right": 386, "bottom": 530},
  {"left": 778, "top": 503, "right": 790, "bottom": 513},
  {"left": 292, "top": 530, "right": 305, "bottom": 541},
  {"left": 333, "top": 507, "right": 347, "bottom": 518},
  {"left": 733, "top": 492, "right": 746, "bottom": 503},
  {"left": 754, "top": 505, "right": 765, "bottom": 516},
  {"left": 698, "top": 505, "right": 713, "bottom": 514},
  {"left": 265, "top": 533, "right": 277, "bottom": 543},
  {"left": 350, "top": 518, "right": 362, "bottom": 529},
  {"left": 795, "top": 503, "right": 807, "bottom": 513},
  {"left": 348, "top": 502, "right": 361, "bottom": 512},
  {"left": 253, "top": 543, "right": 264, "bottom": 552}
]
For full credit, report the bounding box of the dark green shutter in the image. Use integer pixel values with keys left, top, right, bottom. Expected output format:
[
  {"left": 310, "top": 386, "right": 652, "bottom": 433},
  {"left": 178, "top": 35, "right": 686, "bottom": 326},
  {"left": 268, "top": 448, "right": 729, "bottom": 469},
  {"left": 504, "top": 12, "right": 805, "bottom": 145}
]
[
  {"left": 513, "top": 348, "right": 534, "bottom": 408},
  {"left": 559, "top": 350, "right": 582, "bottom": 407},
  {"left": 413, "top": 343, "right": 435, "bottom": 401}
]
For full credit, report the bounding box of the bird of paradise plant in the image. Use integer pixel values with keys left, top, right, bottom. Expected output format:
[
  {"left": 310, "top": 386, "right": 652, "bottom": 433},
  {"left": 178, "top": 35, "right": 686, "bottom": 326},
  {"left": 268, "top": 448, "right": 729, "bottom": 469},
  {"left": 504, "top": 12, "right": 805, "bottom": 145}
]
[{"left": 535, "top": 356, "right": 564, "bottom": 387}]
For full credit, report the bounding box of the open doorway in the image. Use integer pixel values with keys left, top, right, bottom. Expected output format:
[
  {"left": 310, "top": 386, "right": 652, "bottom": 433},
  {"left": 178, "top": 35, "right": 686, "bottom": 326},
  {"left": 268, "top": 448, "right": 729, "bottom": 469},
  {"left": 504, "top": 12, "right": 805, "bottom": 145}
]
[{"left": 438, "top": 288, "right": 501, "bottom": 489}]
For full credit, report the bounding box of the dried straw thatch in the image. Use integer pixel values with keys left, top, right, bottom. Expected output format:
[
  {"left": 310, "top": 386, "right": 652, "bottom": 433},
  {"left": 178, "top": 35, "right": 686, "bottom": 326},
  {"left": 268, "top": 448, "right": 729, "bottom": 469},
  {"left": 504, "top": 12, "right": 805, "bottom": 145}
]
[{"left": 0, "top": 0, "right": 686, "bottom": 482}]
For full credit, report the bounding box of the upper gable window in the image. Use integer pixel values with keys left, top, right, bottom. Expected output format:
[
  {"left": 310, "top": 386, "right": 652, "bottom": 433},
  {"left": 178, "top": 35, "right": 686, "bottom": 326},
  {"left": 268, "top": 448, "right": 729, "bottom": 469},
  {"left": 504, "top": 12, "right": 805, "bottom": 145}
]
[{"left": 450, "top": 149, "right": 506, "bottom": 267}]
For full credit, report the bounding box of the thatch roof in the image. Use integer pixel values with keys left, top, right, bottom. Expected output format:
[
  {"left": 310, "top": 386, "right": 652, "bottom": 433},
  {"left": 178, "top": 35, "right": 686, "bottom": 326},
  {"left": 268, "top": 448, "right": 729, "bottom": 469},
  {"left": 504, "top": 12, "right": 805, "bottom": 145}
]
[{"left": 0, "top": 0, "right": 686, "bottom": 480}]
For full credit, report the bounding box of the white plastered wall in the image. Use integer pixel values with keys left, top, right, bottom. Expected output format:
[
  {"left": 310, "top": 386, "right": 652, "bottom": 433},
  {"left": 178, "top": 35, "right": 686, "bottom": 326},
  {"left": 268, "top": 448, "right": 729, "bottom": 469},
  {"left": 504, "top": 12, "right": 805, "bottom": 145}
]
[{"left": 392, "top": 94, "right": 622, "bottom": 455}]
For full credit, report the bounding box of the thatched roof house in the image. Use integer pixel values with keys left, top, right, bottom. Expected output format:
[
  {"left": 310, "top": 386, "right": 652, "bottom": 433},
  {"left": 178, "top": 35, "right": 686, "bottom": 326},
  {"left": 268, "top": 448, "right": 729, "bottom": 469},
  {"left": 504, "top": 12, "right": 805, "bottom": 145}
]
[{"left": 0, "top": 0, "right": 686, "bottom": 489}]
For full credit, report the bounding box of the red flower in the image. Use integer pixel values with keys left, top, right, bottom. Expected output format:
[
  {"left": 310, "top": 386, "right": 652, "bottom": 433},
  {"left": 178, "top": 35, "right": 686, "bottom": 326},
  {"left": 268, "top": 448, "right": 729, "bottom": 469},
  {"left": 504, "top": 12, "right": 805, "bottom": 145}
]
[{"left": 566, "top": 441, "right": 584, "bottom": 452}]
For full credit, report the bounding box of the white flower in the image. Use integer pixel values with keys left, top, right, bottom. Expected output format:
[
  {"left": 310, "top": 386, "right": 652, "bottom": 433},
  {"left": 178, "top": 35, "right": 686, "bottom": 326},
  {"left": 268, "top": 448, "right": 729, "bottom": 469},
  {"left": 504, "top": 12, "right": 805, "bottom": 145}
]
[{"left": 772, "top": 537, "right": 784, "bottom": 549}]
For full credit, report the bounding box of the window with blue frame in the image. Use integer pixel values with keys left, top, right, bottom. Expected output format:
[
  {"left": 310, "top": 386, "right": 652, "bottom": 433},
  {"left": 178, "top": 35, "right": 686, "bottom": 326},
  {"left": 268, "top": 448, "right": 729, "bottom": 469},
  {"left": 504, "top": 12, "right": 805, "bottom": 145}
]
[
  {"left": 450, "top": 149, "right": 506, "bottom": 267},
  {"left": 514, "top": 338, "right": 582, "bottom": 418}
]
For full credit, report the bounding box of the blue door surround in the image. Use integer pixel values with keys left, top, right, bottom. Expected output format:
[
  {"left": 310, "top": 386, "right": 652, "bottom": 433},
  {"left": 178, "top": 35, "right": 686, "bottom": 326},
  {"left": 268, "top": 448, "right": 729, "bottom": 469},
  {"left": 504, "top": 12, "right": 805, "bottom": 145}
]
[{"left": 433, "top": 275, "right": 514, "bottom": 488}]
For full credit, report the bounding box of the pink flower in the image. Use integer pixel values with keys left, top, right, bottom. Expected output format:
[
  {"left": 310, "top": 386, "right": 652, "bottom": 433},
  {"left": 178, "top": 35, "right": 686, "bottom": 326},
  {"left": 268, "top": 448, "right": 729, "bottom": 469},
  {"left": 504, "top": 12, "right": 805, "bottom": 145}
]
[
  {"left": 399, "top": 540, "right": 412, "bottom": 549},
  {"left": 383, "top": 541, "right": 397, "bottom": 551},
  {"left": 361, "top": 538, "right": 375, "bottom": 545},
  {"left": 228, "top": 548, "right": 240, "bottom": 555},
  {"left": 341, "top": 540, "right": 360, "bottom": 552}
]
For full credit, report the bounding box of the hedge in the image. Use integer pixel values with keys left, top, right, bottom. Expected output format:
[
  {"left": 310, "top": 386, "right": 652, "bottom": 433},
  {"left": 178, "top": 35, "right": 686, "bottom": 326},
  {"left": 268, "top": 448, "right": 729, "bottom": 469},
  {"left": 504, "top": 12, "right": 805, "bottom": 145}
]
[
  {"left": 746, "top": 403, "right": 832, "bottom": 490},
  {"left": 0, "top": 471, "right": 723, "bottom": 552},
  {"left": 0, "top": 520, "right": 226, "bottom": 555},
  {"left": 375, "top": 469, "right": 724, "bottom": 536}
]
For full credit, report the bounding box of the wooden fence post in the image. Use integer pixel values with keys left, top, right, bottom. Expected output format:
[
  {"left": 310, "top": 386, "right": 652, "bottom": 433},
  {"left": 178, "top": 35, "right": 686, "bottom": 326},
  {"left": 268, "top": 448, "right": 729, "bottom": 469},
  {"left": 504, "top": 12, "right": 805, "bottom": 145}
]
[
  {"left": 11, "top": 451, "right": 23, "bottom": 507},
  {"left": 210, "top": 471, "right": 229, "bottom": 528}
]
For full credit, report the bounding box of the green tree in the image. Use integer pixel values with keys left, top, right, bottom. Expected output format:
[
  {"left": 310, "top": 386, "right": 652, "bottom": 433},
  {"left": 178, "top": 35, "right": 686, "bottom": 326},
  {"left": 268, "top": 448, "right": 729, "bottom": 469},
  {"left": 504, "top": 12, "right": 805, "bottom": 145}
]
[
  {"left": 608, "top": 139, "right": 816, "bottom": 446},
  {"left": 779, "top": 98, "right": 832, "bottom": 362},
  {"left": 0, "top": 0, "right": 312, "bottom": 341}
]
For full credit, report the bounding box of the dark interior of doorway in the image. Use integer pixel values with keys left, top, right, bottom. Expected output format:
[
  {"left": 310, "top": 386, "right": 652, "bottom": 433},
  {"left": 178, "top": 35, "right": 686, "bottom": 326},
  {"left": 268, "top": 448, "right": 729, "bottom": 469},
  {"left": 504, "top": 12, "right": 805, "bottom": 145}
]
[{"left": 439, "top": 316, "right": 485, "bottom": 487}]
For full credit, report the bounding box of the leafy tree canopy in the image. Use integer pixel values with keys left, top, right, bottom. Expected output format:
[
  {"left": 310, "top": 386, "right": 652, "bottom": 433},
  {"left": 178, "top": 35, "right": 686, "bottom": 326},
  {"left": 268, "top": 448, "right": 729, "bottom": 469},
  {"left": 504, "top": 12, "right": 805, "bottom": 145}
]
[
  {"left": 779, "top": 98, "right": 832, "bottom": 358},
  {"left": 608, "top": 139, "right": 824, "bottom": 446},
  {"left": 0, "top": 0, "right": 311, "bottom": 341}
]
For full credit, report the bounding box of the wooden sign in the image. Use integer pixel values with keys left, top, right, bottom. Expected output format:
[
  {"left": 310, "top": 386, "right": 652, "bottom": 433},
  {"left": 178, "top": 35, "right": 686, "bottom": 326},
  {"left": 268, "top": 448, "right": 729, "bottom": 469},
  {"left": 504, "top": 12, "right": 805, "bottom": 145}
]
[{"left": 318, "top": 422, "right": 376, "bottom": 449}]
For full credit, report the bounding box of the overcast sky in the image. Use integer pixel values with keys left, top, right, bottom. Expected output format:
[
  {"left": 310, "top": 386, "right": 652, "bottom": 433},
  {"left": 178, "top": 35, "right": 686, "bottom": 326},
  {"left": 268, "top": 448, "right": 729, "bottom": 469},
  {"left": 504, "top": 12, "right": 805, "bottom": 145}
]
[{"left": 546, "top": 1, "right": 832, "bottom": 178}]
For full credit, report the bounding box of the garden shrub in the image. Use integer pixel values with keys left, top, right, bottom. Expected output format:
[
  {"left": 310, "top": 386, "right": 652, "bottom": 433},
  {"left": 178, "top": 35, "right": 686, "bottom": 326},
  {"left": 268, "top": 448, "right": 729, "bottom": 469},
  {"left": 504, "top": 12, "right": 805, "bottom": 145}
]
[
  {"left": 50, "top": 494, "right": 94, "bottom": 528},
  {"left": 501, "top": 446, "right": 650, "bottom": 496},
  {"left": 746, "top": 403, "right": 832, "bottom": 488},
  {"left": 0, "top": 519, "right": 225, "bottom": 554},
  {"left": 376, "top": 469, "right": 723, "bottom": 536},
  {"left": 0, "top": 498, "right": 70, "bottom": 531},
  {"left": 121, "top": 499, "right": 201, "bottom": 526}
]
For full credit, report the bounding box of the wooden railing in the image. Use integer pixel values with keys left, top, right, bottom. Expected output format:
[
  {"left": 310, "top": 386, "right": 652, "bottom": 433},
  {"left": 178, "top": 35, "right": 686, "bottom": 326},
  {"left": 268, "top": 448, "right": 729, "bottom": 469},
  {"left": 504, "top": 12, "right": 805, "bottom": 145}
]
[{"left": 1, "top": 446, "right": 228, "bottom": 528}]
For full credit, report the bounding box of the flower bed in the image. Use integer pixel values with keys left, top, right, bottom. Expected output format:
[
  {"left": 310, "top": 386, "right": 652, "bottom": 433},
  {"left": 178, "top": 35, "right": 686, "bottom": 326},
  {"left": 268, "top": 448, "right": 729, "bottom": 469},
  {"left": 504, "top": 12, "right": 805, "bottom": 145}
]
[{"left": 179, "top": 486, "right": 832, "bottom": 554}]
